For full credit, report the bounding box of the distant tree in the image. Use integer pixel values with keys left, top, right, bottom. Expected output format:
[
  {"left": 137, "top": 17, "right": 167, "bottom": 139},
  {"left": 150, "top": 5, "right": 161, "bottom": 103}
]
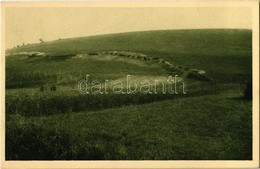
[
  {"left": 17, "top": 45, "right": 20, "bottom": 48},
  {"left": 58, "top": 38, "right": 62, "bottom": 40},
  {"left": 39, "top": 38, "right": 44, "bottom": 43},
  {"left": 22, "top": 43, "right": 25, "bottom": 46}
]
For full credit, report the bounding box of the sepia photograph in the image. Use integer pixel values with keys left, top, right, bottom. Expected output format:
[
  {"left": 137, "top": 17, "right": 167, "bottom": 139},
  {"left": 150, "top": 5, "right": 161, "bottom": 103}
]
[{"left": 0, "top": 1, "right": 259, "bottom": 168}]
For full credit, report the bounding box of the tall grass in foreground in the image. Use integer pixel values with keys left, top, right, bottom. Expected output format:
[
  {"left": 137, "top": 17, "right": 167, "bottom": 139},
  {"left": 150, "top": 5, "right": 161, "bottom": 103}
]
[{"left": 6, "top": 91, "right": 252, "bottom": 160}]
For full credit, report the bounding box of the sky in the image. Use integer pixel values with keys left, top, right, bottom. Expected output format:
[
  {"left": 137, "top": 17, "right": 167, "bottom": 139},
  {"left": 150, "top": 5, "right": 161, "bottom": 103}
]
[{"left": 5, "top": 7, "right": 251, "bottom": 49}]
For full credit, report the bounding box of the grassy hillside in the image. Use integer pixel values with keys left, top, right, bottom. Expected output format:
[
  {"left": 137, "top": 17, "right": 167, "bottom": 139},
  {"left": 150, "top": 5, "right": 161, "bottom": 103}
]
[
  {"left": 6, "top": 53, "right": 169, "bottom": 88},
  {"left": 6, "top": 90, "right": 251, "bottom": 160},
  {"left": 5, "top": 29, "right": 252, "bottom": 160},
  {"left": 7, "top": 29, "right": 252, "bottom": 82}
]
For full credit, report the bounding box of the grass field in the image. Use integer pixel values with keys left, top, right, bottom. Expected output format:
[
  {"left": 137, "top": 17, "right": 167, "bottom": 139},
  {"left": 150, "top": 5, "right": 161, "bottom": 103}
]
[
  {"left": 6, "top": 90, "right": 251, "bottom": 160},
  {"left": 7, "top": 29, "right": 251, "bottom": 82},
  {"left": 5, "top": 29, "right": 252, "bottom": 160}
]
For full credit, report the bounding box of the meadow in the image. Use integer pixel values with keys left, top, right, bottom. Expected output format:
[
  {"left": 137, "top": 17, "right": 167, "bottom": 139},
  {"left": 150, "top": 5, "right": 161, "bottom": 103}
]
[{"left": 5, "top": 29, "right": 252, "bottom": 160}]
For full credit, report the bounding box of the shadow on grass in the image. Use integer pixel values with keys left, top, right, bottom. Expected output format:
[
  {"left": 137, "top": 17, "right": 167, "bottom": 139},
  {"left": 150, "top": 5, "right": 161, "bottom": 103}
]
[{"left": 226, "top": 96, "right": 252, "bottom": 101}]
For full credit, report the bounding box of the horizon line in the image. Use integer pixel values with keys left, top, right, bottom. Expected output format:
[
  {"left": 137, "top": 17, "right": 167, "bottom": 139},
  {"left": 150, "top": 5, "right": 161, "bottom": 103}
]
[{"left": 6, "top": 28, "right": 252, "bottom": 50}]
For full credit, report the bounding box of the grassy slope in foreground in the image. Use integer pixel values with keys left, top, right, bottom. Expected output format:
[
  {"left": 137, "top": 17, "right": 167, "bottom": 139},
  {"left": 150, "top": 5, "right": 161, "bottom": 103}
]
[
  {"left": 7, "top": 29, "right": 252, "bottom": 82},
  {"left": 6, "top": 90, "right": 252, "bottom": 160}
]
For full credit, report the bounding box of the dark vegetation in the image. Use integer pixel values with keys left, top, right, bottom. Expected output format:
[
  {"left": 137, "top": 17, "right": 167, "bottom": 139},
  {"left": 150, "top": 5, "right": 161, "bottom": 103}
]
[{"left": 244, "top": 80, "right": 252, "bottom": 100}]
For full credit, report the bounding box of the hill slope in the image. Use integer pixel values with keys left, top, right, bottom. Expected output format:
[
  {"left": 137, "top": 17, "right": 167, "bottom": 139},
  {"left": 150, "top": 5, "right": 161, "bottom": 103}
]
[
  {"left": 7, "top": 29, "right": 252, "bottom": 82},
  {"left": 5, "top": 29, "right": 253, "bottom": 160}
]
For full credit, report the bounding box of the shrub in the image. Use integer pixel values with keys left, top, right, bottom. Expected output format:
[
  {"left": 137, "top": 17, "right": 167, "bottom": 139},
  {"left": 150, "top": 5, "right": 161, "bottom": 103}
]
[{"left": 244, "top": 80, "right": 252, "bottom": 100}]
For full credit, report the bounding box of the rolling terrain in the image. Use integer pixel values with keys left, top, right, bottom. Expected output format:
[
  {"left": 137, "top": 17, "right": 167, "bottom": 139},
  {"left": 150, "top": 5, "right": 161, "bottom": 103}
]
[
  {"left": 7, "top": 29, "right": 252, "bottom": 82},
  {"left": 5, "top": 29, "right": 252, "bottom": 160}
]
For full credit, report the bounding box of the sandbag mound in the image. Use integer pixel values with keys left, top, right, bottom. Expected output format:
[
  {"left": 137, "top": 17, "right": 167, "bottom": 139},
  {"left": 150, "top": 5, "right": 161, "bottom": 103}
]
[{"left": 184, "top": 69, "right": 212, "bottom": 81}]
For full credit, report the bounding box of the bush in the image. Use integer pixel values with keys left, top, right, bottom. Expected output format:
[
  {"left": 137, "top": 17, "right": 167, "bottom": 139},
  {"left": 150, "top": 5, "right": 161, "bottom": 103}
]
[{"left": 244, "top": 80, "right": 252, "bottom": 100}]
